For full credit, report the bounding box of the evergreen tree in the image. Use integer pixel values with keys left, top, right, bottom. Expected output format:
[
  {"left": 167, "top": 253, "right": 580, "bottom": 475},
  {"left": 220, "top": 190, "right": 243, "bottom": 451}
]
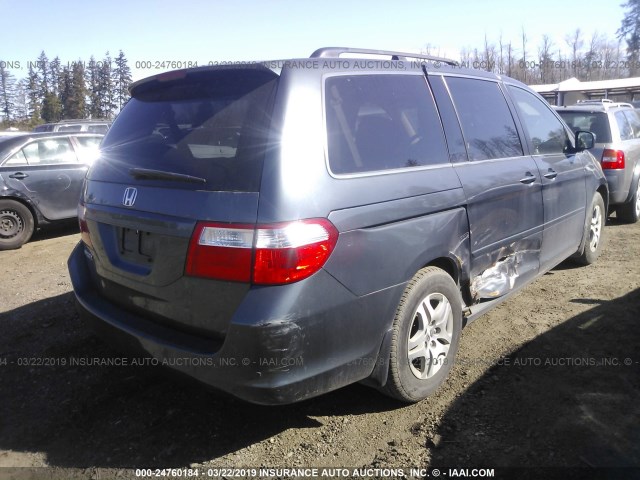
[
  {"left": 0, "top": 64, "right": 16, "bottom": 123},
  {"left": 36, "top": 51, "right": 50, "bottom": 98},
  {"left": 26, "top": 64, "right": 41, "bottom": 122},
  {"left": 618, "top": 0, "right": 640, "bottom": 76},
  {"left": 98, "top": 52, "right": 115, "bottom": 119},
  {"left": 59, "top": 67, "right": 72, "bottom": 118},
  {"left": 85, "top": 56, "right": 102, "bottom": 119},
  {"left": 49, "top": 56, "right": 61, "bottom": 96},
  {"left": 41, "top": 91, "right": 62, "bottom": 122},
  {"left": 66, "top": 61, "right": 87, "bottom": 119},
  {"left": 13, "top": 79, "right": 29, "bottom": 122},
  {"left": 113, "top": 50, "right": 132, "bottom": 112}
]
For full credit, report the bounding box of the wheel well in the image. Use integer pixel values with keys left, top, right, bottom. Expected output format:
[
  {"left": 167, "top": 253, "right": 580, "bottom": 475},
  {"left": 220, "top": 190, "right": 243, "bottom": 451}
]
[
  {"left": 597, "top": 185, "right": 609, "bottom": 213},
  {"left": 624, "top": 170, "right": 639, "bottom": 204},
  {"left": 366, "top": 256, "right": 463, "bottom": 390},
  {"left": 424, "top": 257, "right": 459, "bottom": 285},
  {"left": 0, "top": 196, "right": 39, "bottom": 228}
]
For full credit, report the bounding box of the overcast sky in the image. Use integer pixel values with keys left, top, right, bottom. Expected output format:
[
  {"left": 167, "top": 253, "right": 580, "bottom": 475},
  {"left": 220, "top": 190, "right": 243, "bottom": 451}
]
[{"left": 0, "top": 0, "right": 627, "bottom": 81}]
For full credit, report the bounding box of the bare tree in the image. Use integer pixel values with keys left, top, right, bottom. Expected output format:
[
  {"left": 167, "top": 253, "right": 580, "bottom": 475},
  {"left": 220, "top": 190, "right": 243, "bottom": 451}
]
[
  {"left": 437, "top": 23, "right": 638, "bottom": 84},
  {"left": 565, "top": 28, "right": 584, "bottom": 78},
  {"left": 483, "top": 34, "right": 496, "bottom": 72},
  {"left": 459, "top": 47, "right": 472, "bottom": 68},
  {"left": 498, "top": 33, "right": 505, "bottom": 75},
  {"left": 583, "top": 31, "right": 603, "bottom": 80},
  {"left": 521, "top": 27, "right": 528, "bottom": 83},
  {"left": 507, "top": 42, "right": 514, "bottom": 78},
  {"left": 421, "top": 43, "right": 436, "bottom": 56},
  {"left": 538, "top": 35, "right": 555, "bottom": 84}
]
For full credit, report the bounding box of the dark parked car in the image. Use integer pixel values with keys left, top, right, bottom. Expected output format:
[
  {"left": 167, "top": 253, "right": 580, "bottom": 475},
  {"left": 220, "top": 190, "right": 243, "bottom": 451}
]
[
  {"left": 68, "top": 48, "right": 607, "bottom": 405},
  {"left": 556, "top": 99, "right": 640, "bottom": 223},
  {"left": 0, "top": 132, "right": 102, "bottom": 249}
]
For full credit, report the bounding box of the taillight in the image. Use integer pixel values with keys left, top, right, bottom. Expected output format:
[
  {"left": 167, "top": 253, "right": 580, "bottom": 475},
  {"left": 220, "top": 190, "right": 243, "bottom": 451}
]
[
  {"left": 78, "top": 203, "right": 93, "bottom": 249},
  {"left": 601, "top": 149, "right": 625, "bottom": 169},
  {"left": 253, "top": 220, "right": 338, "bottom": 284},
  {"left": 185, "top": 219, "right": 338, "bottom": 285},
  {"left": 185, "top": 223, "right": 254, "bottom": 282}
]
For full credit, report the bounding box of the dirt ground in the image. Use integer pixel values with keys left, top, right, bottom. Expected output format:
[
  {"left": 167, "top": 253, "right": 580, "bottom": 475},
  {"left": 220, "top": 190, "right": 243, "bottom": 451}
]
[{"left": 0, "top": 217, "right": 639, "bottom": 480}]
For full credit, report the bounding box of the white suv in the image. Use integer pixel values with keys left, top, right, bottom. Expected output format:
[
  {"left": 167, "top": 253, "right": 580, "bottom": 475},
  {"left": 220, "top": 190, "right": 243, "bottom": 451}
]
[
  {"left": 33, "top": 120, "right": 111, "bottom": 135},
  {"left": 557, "top": 99, "right": 640, "bottom": 223}
]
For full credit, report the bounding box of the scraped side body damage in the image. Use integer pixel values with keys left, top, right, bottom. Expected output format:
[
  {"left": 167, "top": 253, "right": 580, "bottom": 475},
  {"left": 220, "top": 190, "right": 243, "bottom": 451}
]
[{"left": 470, "top": 242, "right": 539, "bottom": 300}]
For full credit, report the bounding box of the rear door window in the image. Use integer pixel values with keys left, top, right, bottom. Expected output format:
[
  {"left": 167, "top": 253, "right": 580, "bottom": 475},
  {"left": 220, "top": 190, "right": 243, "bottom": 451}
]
[
  {"left": 4, "top": 150, "right": 28, "bottom": 166},
  {"left": 325, "top": 74, "right": 448, "bottom": 174},
  {"left": 445, "top": 77, "right": 523, "bottom": 161},
  {"left": 615, "top": 111, "right": 634, "bottom": 141},
  {"left": 56, "top": 125, "right": 83, "bottom": 132},
  {"left": 98, "top": 67, "right": 279, "bottom": 192},
  {"left": 20, "top": 138, "right": 77, "bottom": 165},
  {"left": 623, "top": 109, "right": 640, "bottom": 138},
  {"left": 428, "top": 75, "right": 469, "bottom": 162}
]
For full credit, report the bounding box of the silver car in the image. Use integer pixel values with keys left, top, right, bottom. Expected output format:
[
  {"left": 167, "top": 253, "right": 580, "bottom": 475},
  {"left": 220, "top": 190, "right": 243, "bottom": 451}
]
[
  {"left": 557, "top": 100, "right": 640, "bottom": 223},
  {"left": 33, "top": 119, "right": 112, "bottom": 134}
]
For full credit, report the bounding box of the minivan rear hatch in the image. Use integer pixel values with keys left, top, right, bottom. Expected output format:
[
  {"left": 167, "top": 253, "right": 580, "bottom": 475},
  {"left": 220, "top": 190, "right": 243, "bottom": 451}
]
[{"left": 81, "top": 66, "right": 279, "bottom": 341}]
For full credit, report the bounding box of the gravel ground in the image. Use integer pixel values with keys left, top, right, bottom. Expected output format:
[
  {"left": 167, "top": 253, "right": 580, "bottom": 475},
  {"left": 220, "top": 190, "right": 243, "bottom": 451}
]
[{"left": 0, "top": 217, "right": 639, "bottom": 480}]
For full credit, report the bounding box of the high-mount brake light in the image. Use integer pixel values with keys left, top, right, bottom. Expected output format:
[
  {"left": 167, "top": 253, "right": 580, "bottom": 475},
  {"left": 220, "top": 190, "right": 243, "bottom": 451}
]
[{"left": 157, "top": 70, "right": 187, "bottom": 82}]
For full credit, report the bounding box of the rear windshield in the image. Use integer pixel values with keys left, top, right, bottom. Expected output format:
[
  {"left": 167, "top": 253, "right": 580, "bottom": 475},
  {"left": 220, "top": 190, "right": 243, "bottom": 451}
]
[
  {"left": 98, "top": 67, "right": 279, "bottom": 192},
  {"left": 33, "top": 124, "right": 54, "bottom": 132},
  {"left": 556, "top": 111, "right": 612, "bottom": 144},
  {"left": 56, "top": 124, "right": 83, "bottom": 132}
]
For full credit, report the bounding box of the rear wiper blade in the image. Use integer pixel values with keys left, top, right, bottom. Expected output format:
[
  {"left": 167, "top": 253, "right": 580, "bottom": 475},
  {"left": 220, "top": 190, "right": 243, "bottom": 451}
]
[{"left": 129, "top": 167, "right": 206, "bottom": 184}]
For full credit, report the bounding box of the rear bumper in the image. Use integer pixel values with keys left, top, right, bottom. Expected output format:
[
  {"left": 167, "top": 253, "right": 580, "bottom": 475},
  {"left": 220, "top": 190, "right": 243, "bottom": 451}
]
[
  {"left": 605, "top": 170, "right": 631, "bottom": 205},
  {"left": 68, "top": 242, "right": 402, "bottom": 404}
]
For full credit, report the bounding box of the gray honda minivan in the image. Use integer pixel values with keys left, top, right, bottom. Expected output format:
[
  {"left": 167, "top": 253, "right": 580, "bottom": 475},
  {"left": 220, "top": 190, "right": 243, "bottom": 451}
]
[{"left": 68, "top": 48, "right": 607, "bottom": 405}]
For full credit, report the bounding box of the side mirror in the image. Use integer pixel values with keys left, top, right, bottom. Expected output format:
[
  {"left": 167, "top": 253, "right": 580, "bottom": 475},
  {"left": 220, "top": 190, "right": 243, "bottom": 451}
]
[{"left": 575, "top": 130, "right": 595, "bottom": 151}]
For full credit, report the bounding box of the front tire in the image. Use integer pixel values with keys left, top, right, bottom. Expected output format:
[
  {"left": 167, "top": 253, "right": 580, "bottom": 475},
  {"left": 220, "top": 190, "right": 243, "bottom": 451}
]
[
  {"left": 617, "top": 179, "right": 640, "bottom": 224},
  {"left": 382, "top": 266, "right": 462, "bottom": 403},
  {"left": 0, "top": 200, "right": 35, "bottom": 250},
  {"left": 575, "top": 192, "right": 605, "bottom": 265}
]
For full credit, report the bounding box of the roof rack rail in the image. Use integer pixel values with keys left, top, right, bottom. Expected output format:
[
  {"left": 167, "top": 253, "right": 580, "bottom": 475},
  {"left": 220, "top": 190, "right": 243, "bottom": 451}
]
[
  {"left": 575, "top": 99, "right": 634, "bottom": 109},
  {"left": 577, "top": 99, "right": 614, "bottom": 104},
  {"left": 58, "top": 118, "right": 110, "bottom": 123},
  {"left": 310, "top": 47, "right": 458, "bottom": 66}
]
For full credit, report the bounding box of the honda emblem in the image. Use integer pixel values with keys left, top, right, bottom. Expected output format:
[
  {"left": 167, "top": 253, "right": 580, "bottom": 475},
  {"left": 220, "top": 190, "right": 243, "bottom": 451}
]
[{"left": 122, "top": 187, "right": 138, "bottom": 207}]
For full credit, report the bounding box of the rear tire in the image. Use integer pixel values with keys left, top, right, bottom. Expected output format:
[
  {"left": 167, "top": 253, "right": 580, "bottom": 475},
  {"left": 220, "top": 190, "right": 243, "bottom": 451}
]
[
  {"left": 382, "top": 266, "right": 462, "bottom": 403},
  {"left": 617, "top": 180, "right": 640, "bottom": 224},
  {"left": 575, "top": 192, "right": 605, "bottom": 266},
  {"left": 0, "top": 200, "right": 35, "bottom": 250}
]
